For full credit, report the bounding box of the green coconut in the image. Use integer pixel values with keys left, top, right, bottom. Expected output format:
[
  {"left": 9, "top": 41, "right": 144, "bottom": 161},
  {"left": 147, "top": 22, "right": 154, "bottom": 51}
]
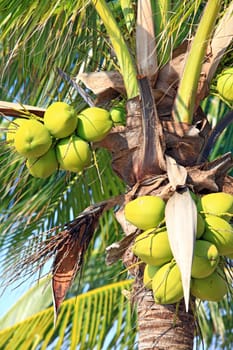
[
  {"left": 14, "top": 119, "right": 52, "bottom": 157},
  {"left": 191, "top": 269, "right": 228, "bottom": 301},
  {"left": 44, "top": 102, "right": 77, "bottom": 139},
  {"left": 200, "top": 192, "right": 233, "bottom": 221},
  {"left": 143, "top": 264, "right": 160, "bottom": 289},
  {"left": 77, "top": 107, "right": 113, "bottom": 142},
  {"left": 191, "top": 240, "right": 219, "bottom": 279},
  {"left": 202, "top": 216, "right": 233, "bottom": 255},
  {"left": 56, "top": 135, "right": 92, "bottom": 172},
  {"left": 26, "top": 148, "right": 58, "bottom": 178},
  {"left": 110, "top": 106, "right": 126, "bottom": 125},
  {"left": 124, "top": 195, "right": 165, "bottom": 230},
  {"left": 196, "top": 213, "right": 206, "bottom": 239},
  {"left": 152, "top": 262, "right": 183, "bottom": 305},
  {"left": 6, "top": 118, "right": 29, "bottom": 143},
  {"left": 133, "top": 228, "right": 173, "bottom": 266},
  {"left": 216, "top": 68, "right": 233, "bottom": 103}
]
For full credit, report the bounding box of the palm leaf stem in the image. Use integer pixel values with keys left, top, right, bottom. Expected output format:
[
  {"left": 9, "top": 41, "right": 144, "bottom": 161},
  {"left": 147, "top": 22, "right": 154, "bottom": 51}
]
[
  {"left": 173, "top": 0, "right": 221, "bottom": 124},
  {"left": 136, "top": 0, "right": 158, "bottom": 84},
  {"left": 91, "top": 0, "right": 139, "bottom": 99}
]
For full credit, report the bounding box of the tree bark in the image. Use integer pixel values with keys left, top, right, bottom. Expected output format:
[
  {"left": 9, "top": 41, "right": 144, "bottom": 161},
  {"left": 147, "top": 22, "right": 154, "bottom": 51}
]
[{"left": 135, "top": 278, "right": 195, "bottom": 350}]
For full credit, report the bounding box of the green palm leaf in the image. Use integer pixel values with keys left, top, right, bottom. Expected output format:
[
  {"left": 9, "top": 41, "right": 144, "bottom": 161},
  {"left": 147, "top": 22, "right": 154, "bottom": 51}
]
[
  {"left": 0, "top": 1, "right": 114, "bottom": 106},
  {"left": 92, "top": 0, "right": 138, "bottom": 99},
  {"left": 197, "top": 297, "right": 233, "bottom": 349},
  {"left": 0, "top": 280, "right": 135, "bottom": 350},
  {"left": 0, "top": 276, "right": 52, "bottom": 330},
  {"left": 201, "top": 95, "right": 232, "bottom": 165}
]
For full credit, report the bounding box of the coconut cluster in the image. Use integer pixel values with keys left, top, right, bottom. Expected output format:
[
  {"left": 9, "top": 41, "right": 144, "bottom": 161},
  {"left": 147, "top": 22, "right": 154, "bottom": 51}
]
[
  {"left": 6, "top": 102, "right": 126, "bottom": 178},
  {"left": 124, "top": 192, "right": 233, "bottom": 305}
]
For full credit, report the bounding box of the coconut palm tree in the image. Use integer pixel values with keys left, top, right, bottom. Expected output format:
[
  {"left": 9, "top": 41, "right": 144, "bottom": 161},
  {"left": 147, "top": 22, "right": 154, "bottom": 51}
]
[{"left": 0, "top": 0, "right": 233, "bottom": 349}]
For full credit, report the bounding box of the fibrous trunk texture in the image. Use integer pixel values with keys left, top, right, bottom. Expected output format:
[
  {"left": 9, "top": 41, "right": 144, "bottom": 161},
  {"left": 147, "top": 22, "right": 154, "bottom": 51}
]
[{"left": 135, "top": 281, "right": 195, "bottom": 350}]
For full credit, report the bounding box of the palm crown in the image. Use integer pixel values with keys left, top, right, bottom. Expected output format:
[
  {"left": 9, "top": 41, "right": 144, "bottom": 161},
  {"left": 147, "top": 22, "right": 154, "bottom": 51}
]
[{"left": 0, "top": 1, "right": 233, "bottom": 349}]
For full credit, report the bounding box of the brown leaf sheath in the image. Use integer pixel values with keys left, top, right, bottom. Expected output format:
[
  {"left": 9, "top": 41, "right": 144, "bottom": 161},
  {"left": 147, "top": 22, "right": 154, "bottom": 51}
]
[
  {"left": 52, "top": 197, "right": 124, "bottom": 320},
  {"left": 137, "top": 76, "right": 165, "bottom": 179},
  {"left": 52, "top": 205, "right": 104, "bottom": 319}
]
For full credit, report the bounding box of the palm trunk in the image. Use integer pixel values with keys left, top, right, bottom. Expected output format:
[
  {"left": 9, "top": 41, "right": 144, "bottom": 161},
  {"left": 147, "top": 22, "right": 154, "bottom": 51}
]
[{"left": 135, "top": 279, "right": 195, "bottom": 350}]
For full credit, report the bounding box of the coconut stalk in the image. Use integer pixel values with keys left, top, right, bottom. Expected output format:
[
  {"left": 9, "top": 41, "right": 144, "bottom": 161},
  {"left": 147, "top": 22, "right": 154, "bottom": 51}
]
[
  {"left": 173, "top": 0, "right": 221, "bottom": 124},
  {"left": 196, "top": 1, "right": 233, "bottom": 105},
  {"left": 136, "top": 0, "right": 158, "bottom": 85},
  {"left": 92, "top": 0, "right": 138, "bottom": 99}
]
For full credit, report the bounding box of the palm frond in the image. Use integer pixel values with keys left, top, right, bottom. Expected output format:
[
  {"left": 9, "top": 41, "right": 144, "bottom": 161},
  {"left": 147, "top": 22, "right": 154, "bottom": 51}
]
[
  {"left": 0, "top": 1, "right": 116, "bottom": 106},
  {"left": 0, "top": 280, "right": 136, "bottom": 350},
  {"left": 196, "top": 296, "right": 233, "bottom": 350},
  {"left": 152, "top": 0, "right": 203, "bottom": 66},
  {"left": 0, "top": 276, "right": 52, "bottom": 330}
]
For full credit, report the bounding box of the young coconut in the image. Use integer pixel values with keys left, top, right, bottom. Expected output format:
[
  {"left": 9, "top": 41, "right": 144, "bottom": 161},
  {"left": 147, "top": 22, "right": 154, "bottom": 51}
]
[
  {"left": 6, "top": 118, "right": 29, "bottom": 143},
  {"left": 196, "top": 213, "right": 206, "bottom": 238},
  {"left": 26, "top": 148, "right": 58, "bottom": 178},
  {"left": 124, "top": 195, "right": 165, "bottom": 230},
  {"left": 216, "top": 68, "right": 233, "bottom": 104},
  {"left": 191, "top": 268, "right": 228, "bottom": 301},
  {"left": 56, "top": 135, "right": 92, "bottom": 172},
  {"left": 191, "top": 240, "right": 219, "bottom": 279},
  {"left": 133, "top": 228, "right": 173, "bottom": 266},
  {"left": 14, "top": 119, "right": 52, "bottom": 157},
  {"left": 110, "top": 106, "right": 126, "bottom": 125},
  {"left": 202, "top": 216, "right": 233, "bottom": 255},
  {"left": 152, "top": 261, "right": 184, "bottom": 305},
  {"left": 77, "top": 107, "right": 113, "bottom": 142},
  {"left": 143, "top": 264, "right": 160, "bottom": 289},
  {"left": 200, "top": 192, "right": 233, "bottom": 221},
  {"left": 44, "top": 102, "right": 78, "bottom": 139}
]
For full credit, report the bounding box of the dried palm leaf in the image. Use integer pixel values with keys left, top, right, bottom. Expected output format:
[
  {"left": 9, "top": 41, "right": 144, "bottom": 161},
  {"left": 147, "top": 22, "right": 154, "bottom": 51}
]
[
  {"left": 0, "top": 101, "right": 45, "bottom": 117},
  {"left": 202, "top": 1, "right": 233, "bottom": 95},
  {"left": 52, "top": 204, "right": 104, "bottom": 322},
  {"left": 77, "top": 71, "right": 125, "bottom": 96}
]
